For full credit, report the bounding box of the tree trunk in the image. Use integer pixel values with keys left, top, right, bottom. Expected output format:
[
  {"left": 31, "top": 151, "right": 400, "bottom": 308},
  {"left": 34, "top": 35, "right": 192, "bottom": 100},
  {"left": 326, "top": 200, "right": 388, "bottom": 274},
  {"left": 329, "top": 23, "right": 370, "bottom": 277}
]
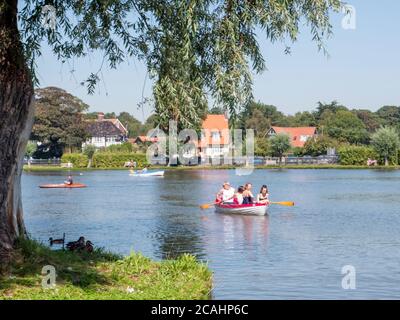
[
  {"left": 384, "top": 156, "right": 389, "bottom": 166},
  {"left": 0, "top": 0, "right": 35, "bottom": 261}
]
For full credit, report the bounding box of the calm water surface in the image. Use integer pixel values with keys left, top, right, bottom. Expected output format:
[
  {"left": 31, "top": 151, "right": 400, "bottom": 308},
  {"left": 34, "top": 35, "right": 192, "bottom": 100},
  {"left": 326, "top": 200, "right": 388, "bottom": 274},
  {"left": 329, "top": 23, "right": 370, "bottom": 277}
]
[{"left": 22, "top": 169, "right": 400, "bottom": 299}]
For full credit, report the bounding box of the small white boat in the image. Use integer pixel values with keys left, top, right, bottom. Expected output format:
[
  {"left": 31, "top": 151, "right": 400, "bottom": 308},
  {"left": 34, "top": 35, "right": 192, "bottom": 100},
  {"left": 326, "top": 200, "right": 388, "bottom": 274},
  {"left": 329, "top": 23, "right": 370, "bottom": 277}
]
[
  {"left": 215, "top": 203, "right": 268, "bottom": 215},
  {"left": 129, "top": 170, "right": 165, "bottom": 177}
]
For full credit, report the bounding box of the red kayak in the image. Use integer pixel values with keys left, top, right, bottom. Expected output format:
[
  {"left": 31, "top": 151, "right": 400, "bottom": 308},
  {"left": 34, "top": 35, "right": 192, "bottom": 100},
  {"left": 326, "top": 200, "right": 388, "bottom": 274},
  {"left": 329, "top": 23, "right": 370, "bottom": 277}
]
[{"left": 39, "top": 183, "right": 87, "bottom": 189}]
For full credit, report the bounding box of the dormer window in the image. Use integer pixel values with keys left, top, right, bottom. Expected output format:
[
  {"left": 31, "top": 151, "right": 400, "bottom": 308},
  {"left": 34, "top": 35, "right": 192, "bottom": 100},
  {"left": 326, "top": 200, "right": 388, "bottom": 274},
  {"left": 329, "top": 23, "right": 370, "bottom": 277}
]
[{"left": 211, "top": 131, "right": 220, "bottom": 140}]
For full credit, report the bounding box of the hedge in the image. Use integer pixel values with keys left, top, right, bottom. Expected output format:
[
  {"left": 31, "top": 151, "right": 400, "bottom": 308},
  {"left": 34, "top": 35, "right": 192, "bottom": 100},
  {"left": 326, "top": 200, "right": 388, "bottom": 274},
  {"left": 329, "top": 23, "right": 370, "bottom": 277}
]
[
  {"left": 338, "top": 145, "right": 378, "bottom": 165},
  {"left": 92, "top": 153, "right": 148, "bottom": 168},
  {"left": 61, "top": 153, "right": 89, "bottom": 168}
]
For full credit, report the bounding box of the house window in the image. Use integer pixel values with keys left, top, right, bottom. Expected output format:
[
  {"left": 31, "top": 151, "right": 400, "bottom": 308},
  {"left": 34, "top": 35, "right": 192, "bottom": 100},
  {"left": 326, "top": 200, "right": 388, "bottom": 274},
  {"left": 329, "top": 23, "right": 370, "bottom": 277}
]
[
  {"left": 211, "top": 131, "right": 220, "bottom": 140},
  {"left": 212, "top": 146, "right": 220, "bottom": 154}
]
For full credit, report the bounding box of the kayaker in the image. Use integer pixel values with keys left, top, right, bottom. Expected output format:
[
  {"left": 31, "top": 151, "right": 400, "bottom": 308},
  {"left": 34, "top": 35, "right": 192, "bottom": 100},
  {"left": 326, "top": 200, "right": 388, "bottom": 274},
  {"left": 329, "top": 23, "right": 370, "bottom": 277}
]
[
  {"left": 216, "top": 182, "right": 235, "bottom": 204},
  {"left": 242, "top": 183, "right": 254, "bottom": 204},
  {"left": 233, "top": 186, "right": 244, "bottom": 205},
  {"left": 64, "top": 175, "right": 73, "bottom": 185},
  {"left": 256, "top": 185, "right": 269, "bottom": 204}
]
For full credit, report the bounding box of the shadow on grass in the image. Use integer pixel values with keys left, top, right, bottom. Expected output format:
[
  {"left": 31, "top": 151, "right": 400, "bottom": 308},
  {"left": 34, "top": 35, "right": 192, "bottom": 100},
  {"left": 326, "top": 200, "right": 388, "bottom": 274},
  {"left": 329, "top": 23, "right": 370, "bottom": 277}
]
[{"left": 0, "top": 238, "right": 120, "bottom": 291}]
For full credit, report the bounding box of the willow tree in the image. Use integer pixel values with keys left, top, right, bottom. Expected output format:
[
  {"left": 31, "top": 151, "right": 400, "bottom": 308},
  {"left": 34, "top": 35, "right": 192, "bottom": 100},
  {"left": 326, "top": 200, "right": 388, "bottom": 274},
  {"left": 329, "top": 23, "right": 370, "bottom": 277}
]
[
  {"left": 0, "top": 0, "right": 341, "bottom": 259},
  {"left": 140, "top": 0, "right": 342, "bottom": 129}
]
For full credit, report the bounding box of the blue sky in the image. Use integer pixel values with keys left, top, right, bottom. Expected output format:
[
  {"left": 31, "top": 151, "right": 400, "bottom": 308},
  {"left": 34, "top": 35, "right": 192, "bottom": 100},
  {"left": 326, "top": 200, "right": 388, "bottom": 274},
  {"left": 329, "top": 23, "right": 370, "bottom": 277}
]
[{"left": 36, "top": 0, "right": 400, "bottom": 122}]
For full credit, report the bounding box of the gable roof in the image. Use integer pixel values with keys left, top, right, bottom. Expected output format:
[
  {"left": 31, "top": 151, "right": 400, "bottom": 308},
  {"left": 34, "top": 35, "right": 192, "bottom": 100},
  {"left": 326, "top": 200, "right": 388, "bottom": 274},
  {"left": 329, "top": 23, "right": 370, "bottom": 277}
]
[
  {"left": 202, "top": 114, "right": 228, "bottom": 131},
  {"left": 105, "top": 118, "right": 128, "bottom": 135},
  {"left": 269, "top": 126, "right": 317, "bottom": 147},
  {"left": 86, "top": 121, "right": 124, "bottom": 137},
  {"left": 200, "top": 114, "right": 229, "bottom": 147}
]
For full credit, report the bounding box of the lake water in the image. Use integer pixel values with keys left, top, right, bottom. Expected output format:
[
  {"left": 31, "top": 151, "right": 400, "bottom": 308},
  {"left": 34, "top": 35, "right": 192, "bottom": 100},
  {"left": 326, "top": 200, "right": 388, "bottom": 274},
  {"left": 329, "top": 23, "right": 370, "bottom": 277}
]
[{"left": 22, "top": 169, "right": 400, "bottom": 299}]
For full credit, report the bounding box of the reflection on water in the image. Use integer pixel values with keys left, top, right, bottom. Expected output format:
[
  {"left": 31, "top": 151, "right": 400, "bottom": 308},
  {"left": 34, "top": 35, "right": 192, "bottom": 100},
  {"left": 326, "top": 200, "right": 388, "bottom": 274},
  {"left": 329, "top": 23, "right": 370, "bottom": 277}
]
[{"left": 22, "top": 169, "right": 400, "bottom": 299}]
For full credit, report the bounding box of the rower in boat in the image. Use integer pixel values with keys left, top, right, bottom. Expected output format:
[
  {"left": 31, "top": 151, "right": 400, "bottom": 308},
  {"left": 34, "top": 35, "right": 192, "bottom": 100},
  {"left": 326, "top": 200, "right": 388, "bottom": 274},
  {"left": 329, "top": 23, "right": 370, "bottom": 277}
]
[
  {"left": 242, "top": 183, "right": 254, "bottom": 204},
  {"left": 64, "top": 175, "right": 73, "bottom": 185},
  {"left": 216, "top": 181, "right": 235, "bottom": 204},
  {"left": 233, "top": 186, "right": 244, "bottom": 205},
  {"left": 256, "top": 185, "right": 270, "bottom": 204}
]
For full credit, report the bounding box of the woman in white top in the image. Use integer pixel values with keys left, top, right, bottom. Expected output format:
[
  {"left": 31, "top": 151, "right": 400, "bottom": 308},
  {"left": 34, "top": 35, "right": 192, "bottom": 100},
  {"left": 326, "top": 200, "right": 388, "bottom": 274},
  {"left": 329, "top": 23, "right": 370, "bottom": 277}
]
[{"left": 234, "top": 186, "right": 244, "bottom": 205}]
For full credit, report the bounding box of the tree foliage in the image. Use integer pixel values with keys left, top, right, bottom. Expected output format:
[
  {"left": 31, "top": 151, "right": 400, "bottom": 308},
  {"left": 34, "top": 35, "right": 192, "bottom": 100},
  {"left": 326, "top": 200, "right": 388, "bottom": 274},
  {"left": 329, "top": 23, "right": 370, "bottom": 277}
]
[
  {"left": 303, "top": 135, "right": 338, "bottom": 156},
  {"left": 320, "top": 110, "right": 368, "bottom": 144},
  {"left": 269, "top": 133, "right": 291, "bottom": 161},
  {"left": 371, "top": 126, "right": 400, "bottom": 166},
  {"left": 31, "top": 87, "right": 89, "bottom": 158},
  {"left": 338, "top": 145, "right": 377, "bottom": 165},
  {"left": 19, "top": 0, "right": 342, "bottom": 131}
]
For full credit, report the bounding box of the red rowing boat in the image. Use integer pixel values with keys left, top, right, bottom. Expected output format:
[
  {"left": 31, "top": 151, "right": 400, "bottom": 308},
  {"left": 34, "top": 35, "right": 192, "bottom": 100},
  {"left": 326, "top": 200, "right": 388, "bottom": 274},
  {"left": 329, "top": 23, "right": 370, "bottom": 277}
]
[{"left": 39, "top": 183, "right": 87, "bottom": 189}]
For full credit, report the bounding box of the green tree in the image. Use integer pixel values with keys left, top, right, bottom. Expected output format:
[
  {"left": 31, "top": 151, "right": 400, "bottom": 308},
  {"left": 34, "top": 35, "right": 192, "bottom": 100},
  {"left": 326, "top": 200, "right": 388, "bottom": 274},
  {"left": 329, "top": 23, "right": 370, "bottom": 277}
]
[
  {"left": 240, "top": 101, "right": 288, "bottom": 132},
  {"left": 117, "top": 112, "right": 143, "bottom": 138},
  {"left": 255, "top": 138, "right": 270, "bottom": 157},
  {"left": 0, "top": 0, "right": 341, "bottom": 257},
  {"left": 303, "top": 136, "right": 339, "bottom": 156},
  {"left": 245, "top": 109, "right": 271, "bottom": 138},
  {"left": 209, "top": 107, "right": 224, "bottom": 115},
  {"left": 313, "top": 101, "right": 348, "bottom": 120},
  {"left": 376, "top": 106, "right": 400, "bottom": 130},
  {"left": 83, "top": 144, "right": 96, "bottom": 168},
  {"left": 321, "top": 110, "right": 369, "bottom": 144},
  {"left": 338, "top": 145, "right": 377, "bottom": 165},
  {"left": 269, "top": 134, "right": 291, "bottom": 164},
  {"left": 31, "top": 87, "right": 89, "bottom": 158},
  {"left": 371, "top": 126, "right": 400, "bottom": 166},
  {"left": 353, "top": 109, "right": 382, "bottom": 132},
  {"left": 287, "top": 111, "right": 317, "bottom": 127},
  {"left": 141, "top": 114, "right": 158, "bottom": 135},
  {"left": 25, "top": 141, "right": 37, "bottom": 158}
]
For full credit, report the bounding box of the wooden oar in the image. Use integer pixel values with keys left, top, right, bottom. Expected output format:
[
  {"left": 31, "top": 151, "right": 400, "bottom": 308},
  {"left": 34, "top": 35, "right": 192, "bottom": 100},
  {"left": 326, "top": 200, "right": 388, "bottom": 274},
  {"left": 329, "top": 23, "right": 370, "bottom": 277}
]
[
  {"left": 269, "top": 201, "right": 295, "bottom": 206},
  {"left": 200, "top": 203, "right": 216, "bottom": 210}
]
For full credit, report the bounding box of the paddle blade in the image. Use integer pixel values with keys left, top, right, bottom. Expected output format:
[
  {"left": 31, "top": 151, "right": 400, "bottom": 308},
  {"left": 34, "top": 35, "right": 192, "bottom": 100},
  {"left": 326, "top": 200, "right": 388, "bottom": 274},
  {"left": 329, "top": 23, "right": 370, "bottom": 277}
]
[
  {"left": 200, "top": 203, "right": 213, "bottom": 210},
  {"left": 270, "top": 201, "right": 295, "bottom": 206}
]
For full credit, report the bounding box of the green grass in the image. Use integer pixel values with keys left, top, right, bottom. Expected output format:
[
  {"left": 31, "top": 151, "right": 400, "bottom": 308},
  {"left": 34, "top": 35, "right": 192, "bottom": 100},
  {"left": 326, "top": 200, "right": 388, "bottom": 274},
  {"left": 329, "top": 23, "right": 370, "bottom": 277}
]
[{"left": 0, "top": 238, "right": 212, "bottom": 300}]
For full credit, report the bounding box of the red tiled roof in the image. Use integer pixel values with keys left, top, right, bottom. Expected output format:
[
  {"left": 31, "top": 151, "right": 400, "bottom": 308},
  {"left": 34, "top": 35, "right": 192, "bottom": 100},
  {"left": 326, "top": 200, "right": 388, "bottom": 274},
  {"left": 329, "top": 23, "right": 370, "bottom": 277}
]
[
  {"left": 133, "top": 136, "right": 159, "bottom": 143},
  {"left": 269, "top": 126, "right": 317, "bottom": 147},
  {"left": 200, "top": 114, "right": 229, "bottom": 147}
]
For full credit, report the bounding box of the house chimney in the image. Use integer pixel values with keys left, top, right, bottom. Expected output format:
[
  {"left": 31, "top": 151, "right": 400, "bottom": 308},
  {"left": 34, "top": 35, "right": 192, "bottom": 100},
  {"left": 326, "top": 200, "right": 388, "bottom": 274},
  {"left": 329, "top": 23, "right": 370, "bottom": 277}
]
[{"left": 98, "top": 112, "right": 104, "bottom": 121}]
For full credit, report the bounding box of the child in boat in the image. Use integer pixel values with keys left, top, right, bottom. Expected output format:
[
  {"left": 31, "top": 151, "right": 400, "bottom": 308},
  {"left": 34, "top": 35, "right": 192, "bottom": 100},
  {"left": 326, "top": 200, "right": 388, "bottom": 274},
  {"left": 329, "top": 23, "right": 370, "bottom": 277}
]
[
  {"left": 242, "top": 183, "right": 254, "bottom": 204},
  {"left": 257, "top": 185, "right": 269, "bottom": 204},
  {"left": 233, "top": 186, "right": 244, "bottom": 205},
  {"left": 64, "top": 175, "right": 73, "bottom": 185},
  {"left": 216, "top": 182, "right": 235, "bottom": 204}
]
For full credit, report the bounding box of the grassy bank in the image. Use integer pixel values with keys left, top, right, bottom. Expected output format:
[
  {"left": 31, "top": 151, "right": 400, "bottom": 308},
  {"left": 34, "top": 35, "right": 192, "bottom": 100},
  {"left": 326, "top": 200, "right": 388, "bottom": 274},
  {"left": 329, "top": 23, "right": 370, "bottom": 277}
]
[
  {"left": 23, "top": 164, "right": 400, "bottom": 172},
  {"left": 0, "top": 239, "right": 212, "bottom": 300}
]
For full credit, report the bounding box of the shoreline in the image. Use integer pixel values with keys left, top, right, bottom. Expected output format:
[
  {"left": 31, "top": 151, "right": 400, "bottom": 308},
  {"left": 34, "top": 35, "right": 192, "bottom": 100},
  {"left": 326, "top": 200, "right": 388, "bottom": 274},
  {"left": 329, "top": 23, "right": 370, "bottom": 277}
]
[
  {"left": 0, "top": 239, "right": 212, "bottom": 300},
  {"left": 23, "top": 164, "right": 400, "bottom": 172}
]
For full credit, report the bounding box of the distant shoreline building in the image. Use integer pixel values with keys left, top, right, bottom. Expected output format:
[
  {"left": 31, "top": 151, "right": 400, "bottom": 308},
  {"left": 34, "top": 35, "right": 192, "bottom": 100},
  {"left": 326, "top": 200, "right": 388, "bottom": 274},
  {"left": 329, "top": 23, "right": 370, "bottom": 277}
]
[
  {"left": 83, "top": 112, "right": 128, "bottom": 148},
  {"left": 198, "top": 114, "right": 230, "bottom": 158},
  {"left": 267, "top": 126, "right": 317, "bottom": 148}
]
